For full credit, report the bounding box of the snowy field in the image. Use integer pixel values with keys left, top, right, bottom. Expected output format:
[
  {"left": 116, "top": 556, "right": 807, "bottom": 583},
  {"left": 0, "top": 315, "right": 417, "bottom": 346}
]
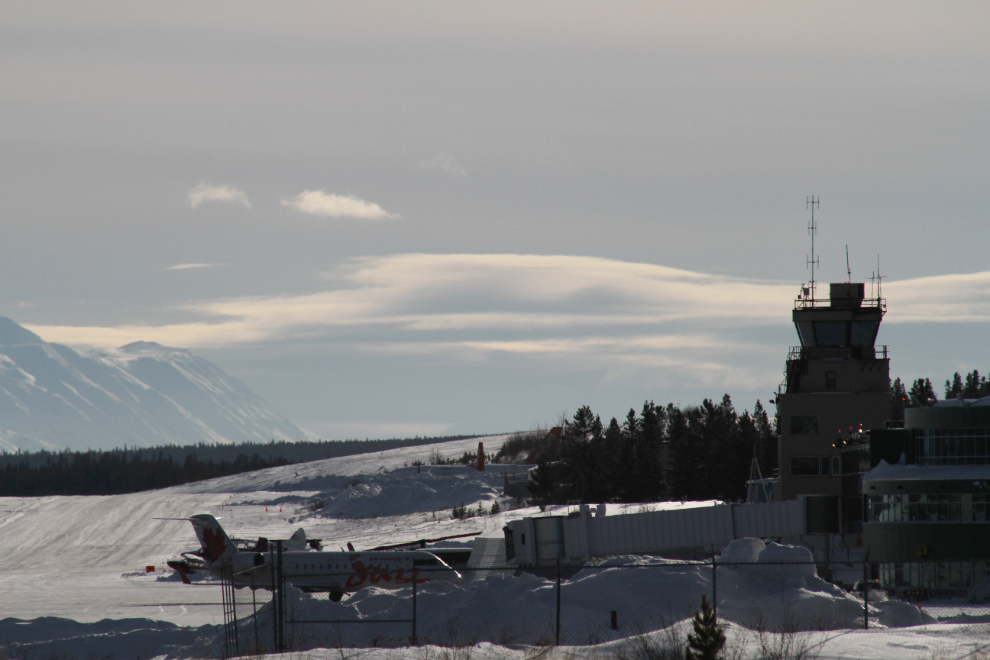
[{"left": 2, "top": 435, "right": 989, "bottom": 660}]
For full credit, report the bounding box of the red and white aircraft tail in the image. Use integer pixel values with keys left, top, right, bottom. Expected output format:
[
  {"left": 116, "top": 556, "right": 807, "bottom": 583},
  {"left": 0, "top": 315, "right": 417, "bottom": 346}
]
[{"left": 188, "top": 514, "right": 238, "bottom": 563}]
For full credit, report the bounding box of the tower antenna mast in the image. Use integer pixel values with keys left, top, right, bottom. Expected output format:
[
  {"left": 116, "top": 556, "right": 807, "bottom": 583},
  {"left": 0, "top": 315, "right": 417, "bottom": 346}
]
[
  {"left": 845, "top": 245, "right": 852, "bottom": 282},
  {"left": 806, "top": 196, "right": 820, "bottom": 298}
]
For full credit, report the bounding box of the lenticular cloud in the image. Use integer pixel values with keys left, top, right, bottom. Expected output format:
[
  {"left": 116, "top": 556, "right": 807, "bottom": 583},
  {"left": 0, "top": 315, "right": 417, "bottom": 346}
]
[{"left": 282, "top": 190, "right": 399, "bottom": 220}]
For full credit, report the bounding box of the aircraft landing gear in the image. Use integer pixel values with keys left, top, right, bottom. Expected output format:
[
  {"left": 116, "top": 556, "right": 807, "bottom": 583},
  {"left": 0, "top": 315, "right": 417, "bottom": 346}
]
[{"left": 329, "top": 588, "right": 343, "bottom": 602}]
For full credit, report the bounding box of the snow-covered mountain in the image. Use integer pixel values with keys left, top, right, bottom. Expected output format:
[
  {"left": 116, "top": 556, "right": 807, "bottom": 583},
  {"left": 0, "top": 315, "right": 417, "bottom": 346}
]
[{"left": 0, "top": 317, "right": 315, "bottom": 452}]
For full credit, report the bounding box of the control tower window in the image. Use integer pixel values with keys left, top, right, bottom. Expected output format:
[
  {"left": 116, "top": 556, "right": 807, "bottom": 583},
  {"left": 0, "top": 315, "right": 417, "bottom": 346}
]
[
  {"left": 814, "top": 322, "right": 846, "bottom": 347},
  {"left": 796, "top": 321, "right": 815, "bottom": 347},
  {"left": 851, "top": 321, "right": 878, "bottom": 347}
]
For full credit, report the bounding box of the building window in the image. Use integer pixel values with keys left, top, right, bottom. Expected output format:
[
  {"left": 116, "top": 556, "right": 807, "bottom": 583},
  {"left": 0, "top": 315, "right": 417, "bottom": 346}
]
[
  {"left": 851, "top": 321, "right": 878, "bottom": 347},
  {"left": 831, "top": 456, "right": 841, "bottom": 476},
  {"left": 917, "top": 429, "right": 990, "bottom": 465},
  {"left": 814, "top": 321, "right": 847, "bottom": 347},
  {"left": 867, "top": 493, "right": 990, "bottom": 522},
  {"left": 790, "top": 415, "right": 820, "bottom": 435},
  {"left": 825, "top": 371, "right": 837, "bottom": 390},
  {"left": 790, "top": 456, "right": 821, "bottom": 476}
]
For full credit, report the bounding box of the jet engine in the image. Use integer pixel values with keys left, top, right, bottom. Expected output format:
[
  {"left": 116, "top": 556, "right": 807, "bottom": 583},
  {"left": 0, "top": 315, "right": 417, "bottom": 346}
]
[{"left": 231, "top": 552, "right": 266, "bottom": 576}]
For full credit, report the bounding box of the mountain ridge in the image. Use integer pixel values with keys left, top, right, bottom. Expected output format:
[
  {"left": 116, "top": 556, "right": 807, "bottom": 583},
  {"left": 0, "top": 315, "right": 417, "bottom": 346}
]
[{"left": 0, "top": 316, "right": 315, "bottom": 452}]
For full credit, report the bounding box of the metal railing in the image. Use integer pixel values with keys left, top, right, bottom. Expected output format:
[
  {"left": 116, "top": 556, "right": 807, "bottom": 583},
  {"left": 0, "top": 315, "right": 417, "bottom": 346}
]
[
  {"left": 787, "top": 345, "right": 889, "bottom": 361},
  {"left": 793, "top": 296, "right": 886, "bottom": 311}
]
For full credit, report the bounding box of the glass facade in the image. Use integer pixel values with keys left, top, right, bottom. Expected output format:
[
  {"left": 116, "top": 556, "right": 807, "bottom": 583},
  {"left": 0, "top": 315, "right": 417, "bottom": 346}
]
[
  {"left": 916, "top": 428, "right": 990, "bottom": 465},
  {"left": 879, "top": 561, "right": 989, "bottom": 592},
  {"left": 867, "top": 493, "right": 989, "bottom": 522}
]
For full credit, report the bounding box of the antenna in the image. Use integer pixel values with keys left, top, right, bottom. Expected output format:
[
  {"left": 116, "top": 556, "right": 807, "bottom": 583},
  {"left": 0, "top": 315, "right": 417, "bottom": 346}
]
[
  {"left": 845, "top": 245, "right": 851, "bottom": 282},
  {"left": 806, "top": 196, "right": 820, "bottom": 298},
  {"left": 877, "top": 255, "right": 882, "bottom": 301}
]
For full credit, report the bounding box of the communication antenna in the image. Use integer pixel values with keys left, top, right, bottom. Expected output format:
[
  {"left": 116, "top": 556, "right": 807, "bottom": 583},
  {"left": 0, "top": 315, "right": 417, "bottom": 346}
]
[
  {"left": 845, "top": 245, "right": 852, "bottom": 282},
  {"left": 877, "top": 255, "right": 883, "bottom": 300},
  {"left": 806, "top": 196, "right": 820, "bottom": 298}
]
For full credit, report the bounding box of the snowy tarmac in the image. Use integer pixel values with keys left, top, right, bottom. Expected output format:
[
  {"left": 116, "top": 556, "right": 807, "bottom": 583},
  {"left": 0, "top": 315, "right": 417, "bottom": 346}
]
[{"left": 2, "top": 435, "right": 989, "bottom": 659}]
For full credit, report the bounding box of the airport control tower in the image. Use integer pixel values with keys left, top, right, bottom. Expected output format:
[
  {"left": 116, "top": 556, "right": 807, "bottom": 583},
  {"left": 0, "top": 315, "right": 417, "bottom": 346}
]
[{"left": 775, "top": 280, "right": 891, "bottom": 501}]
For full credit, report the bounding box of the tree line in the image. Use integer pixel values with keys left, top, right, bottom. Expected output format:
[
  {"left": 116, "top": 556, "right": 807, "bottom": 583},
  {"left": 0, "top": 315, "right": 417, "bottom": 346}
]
[
  {"left": 526, "top": 396, "right": 775, "bottom": 507},
  {"left": 0, "top": 434, "right": 485, "bottom": 470},
  {"left": 0, "top": 449, "right": 293, "bottom": 496},
  {"left": 890, "top": 368, "right": 990, "bottom": 421}
]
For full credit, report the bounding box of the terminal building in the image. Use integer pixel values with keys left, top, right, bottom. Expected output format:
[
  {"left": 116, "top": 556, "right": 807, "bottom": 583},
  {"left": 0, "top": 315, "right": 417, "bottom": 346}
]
[{"left": 845, "top": 401, "right": 990, "bottom": 595}]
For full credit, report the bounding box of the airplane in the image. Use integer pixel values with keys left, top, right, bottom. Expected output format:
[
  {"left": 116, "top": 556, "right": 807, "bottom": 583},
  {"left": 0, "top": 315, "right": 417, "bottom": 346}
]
[{"left": 178, "top": 514, "right": 460, "bottom": 601}]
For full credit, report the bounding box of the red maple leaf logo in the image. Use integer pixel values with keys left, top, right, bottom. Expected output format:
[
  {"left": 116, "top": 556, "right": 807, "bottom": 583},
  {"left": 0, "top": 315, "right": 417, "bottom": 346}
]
[{"left": 202, "top": 528, "right": 228, "bottom": 561}]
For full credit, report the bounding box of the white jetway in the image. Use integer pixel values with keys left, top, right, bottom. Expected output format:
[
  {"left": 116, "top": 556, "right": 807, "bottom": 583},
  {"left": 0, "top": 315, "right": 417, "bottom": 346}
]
[{"left": 504, "top": 498, "right": 811, "bottom": 566}]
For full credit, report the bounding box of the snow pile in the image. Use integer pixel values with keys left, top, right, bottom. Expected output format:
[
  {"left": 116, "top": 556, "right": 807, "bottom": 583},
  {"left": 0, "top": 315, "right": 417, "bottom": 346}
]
[
  {"left": 716, "top": 541, "right": 933, "bottom": 630},
  {"left": 229, "top": 545, "right": 933, "bottom": 649},
  {"left": 307, "top": 466, "right": 503, "bottom": 519},
  {"left": 0, "top": 616, "right": 217, "bottom": 659}
]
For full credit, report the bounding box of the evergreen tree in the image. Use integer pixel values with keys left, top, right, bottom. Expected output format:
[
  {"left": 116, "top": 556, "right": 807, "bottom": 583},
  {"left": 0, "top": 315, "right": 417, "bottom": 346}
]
[
  {"left": 910, "top": 378, "right": 937, "bottom": 407},
  {"left": 752, "top": 400, "right": 777, "bottom": 476},
  {"left": 685, "top": 594, "right": 725, "bottom": 660},
  {"left": 890, "top": 378, "right": 907, "bottom": 421},
  {"left": 527, "top": 459, "right": 557, "bottom": 508},
  {"left": 946, "top": 372, "right": 964, "bottom": 399},
  {"left": 489, "top": 499, "right": 501, "bottom": 515},
  {"left": 964, "top": 370, "right": 988, "bottom": 398}
]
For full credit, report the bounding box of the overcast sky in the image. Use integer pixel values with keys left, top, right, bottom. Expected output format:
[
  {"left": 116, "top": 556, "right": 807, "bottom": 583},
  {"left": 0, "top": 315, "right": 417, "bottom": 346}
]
[{"left": 3, "top": 2, "right": 989, "bottom": 439}]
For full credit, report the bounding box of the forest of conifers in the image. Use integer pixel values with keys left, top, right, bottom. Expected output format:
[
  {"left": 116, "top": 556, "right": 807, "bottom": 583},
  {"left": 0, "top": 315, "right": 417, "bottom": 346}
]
[
  {"left": 525, "top": 396, "right": 776, "bottom": 506},
  {"left": 0, "top": 435, "right": 483, "bottom": 496}
]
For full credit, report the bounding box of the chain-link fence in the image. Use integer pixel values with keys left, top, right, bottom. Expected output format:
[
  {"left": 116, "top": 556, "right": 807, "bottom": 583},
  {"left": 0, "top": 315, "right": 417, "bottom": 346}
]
[{"left": 220, "top": 554, "right": 990, "bottom": 655}]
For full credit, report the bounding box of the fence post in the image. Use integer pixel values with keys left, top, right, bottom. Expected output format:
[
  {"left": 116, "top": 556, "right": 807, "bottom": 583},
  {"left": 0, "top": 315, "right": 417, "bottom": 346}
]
[
  {"left": 711, "top": 553, "right": 717, "bottom": 620},
  {"left": 276, "top": 540, "right": 285, "bottom": 651},
  {"left": 270, "top": 546, "right": 277, "bottom": 651},
  {"left": 862, "top": 559, "right": 868, "bottom": 630},
  {"left": 220, "top": 563, "right": 230, "bottom": 658},
  {"left": 555, "top": 559, "right": 561, "bottom": 646},
  {"left": 412, "top": 567, "right": 418, "bottom": 645},
  {"left": 251, "top": 571, "right": 259, "bottom": 653},
  {"left": 231, "top": 565, "right": 239, "bottom": 658}
]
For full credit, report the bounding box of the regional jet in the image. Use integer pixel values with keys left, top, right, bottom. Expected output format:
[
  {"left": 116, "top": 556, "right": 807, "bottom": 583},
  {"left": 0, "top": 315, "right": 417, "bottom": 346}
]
[{"left": 179, "top": 514, "right": 460, "bottom": 601}]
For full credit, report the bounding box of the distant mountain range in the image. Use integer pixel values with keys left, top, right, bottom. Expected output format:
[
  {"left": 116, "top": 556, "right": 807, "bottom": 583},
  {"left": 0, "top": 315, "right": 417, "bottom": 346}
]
[{"left": 0, "top": 317, "right": 315, "bottom": 453}]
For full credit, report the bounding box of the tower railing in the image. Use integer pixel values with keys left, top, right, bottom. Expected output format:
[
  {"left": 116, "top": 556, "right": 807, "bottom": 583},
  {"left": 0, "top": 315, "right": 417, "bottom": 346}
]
[
  {"left": 787, "top": 345, "right": 889, "bottom": 361},
  {"left": 793, "top": 296, "right": 886, "bottom": 312}
]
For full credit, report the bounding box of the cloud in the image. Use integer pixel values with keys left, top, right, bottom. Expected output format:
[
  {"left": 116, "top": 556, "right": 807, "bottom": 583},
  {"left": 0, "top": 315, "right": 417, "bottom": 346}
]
[
  {"left": 187, "top": 183, "right": 251, "bottom": 209},
  {"left": 282, "top": 190, "right": 399, "bottom": 220},
  {"left": 884, "top": 271, "right": 990, "bottom": 323},
  {"left": 21, "top": 254, "right": 795, "bottom": 350},
  {"left": 26, "top": 256, "right": 990, "bottom": 391},
  {"left": 417, "top": 153, "right": 467, "bottom": 177},
  {"left": 164, "top": 263, "right": 225, "bottom": 271}
]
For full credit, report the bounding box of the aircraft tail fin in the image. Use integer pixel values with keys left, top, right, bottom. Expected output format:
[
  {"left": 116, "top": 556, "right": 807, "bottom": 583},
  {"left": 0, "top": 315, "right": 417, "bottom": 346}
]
[
  {"left": 286, "top": 527, "right": 308, "bottom": 551},
  {"left": 188, "top": 514, "right": 237, "bottom": 563}
]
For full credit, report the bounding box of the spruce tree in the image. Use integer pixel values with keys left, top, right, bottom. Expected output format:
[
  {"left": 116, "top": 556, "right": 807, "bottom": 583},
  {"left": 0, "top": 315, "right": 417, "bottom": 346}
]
[
  {"left": 890, "top": 377, "right": 907, "bottom": 421},
  {"left": 685, "top": 594, "right": 725, "bottom": 660},
  {"left": 910, "top": 378, "right": 937, "bottom": 407}
]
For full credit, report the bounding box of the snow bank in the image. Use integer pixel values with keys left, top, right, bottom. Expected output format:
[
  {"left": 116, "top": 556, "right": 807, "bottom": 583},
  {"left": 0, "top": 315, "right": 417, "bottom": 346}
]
[
  {"left": 0, "top": 616, "right": 217, "bottom": 659},
  {"left": 230, "top": 546, "right": 933, "bottom": 650}
]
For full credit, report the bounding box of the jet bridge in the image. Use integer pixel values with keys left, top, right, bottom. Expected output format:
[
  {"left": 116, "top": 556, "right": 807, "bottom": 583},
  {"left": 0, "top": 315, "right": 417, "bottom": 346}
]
[{"left": 504, "top": 497, "right": 830, "bottom": 566}]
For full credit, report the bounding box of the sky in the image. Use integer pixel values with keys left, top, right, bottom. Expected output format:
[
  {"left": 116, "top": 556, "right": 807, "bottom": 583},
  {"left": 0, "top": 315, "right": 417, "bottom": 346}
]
[{"left": 2, "top": 2, "right": 989, "bottom": 440}]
